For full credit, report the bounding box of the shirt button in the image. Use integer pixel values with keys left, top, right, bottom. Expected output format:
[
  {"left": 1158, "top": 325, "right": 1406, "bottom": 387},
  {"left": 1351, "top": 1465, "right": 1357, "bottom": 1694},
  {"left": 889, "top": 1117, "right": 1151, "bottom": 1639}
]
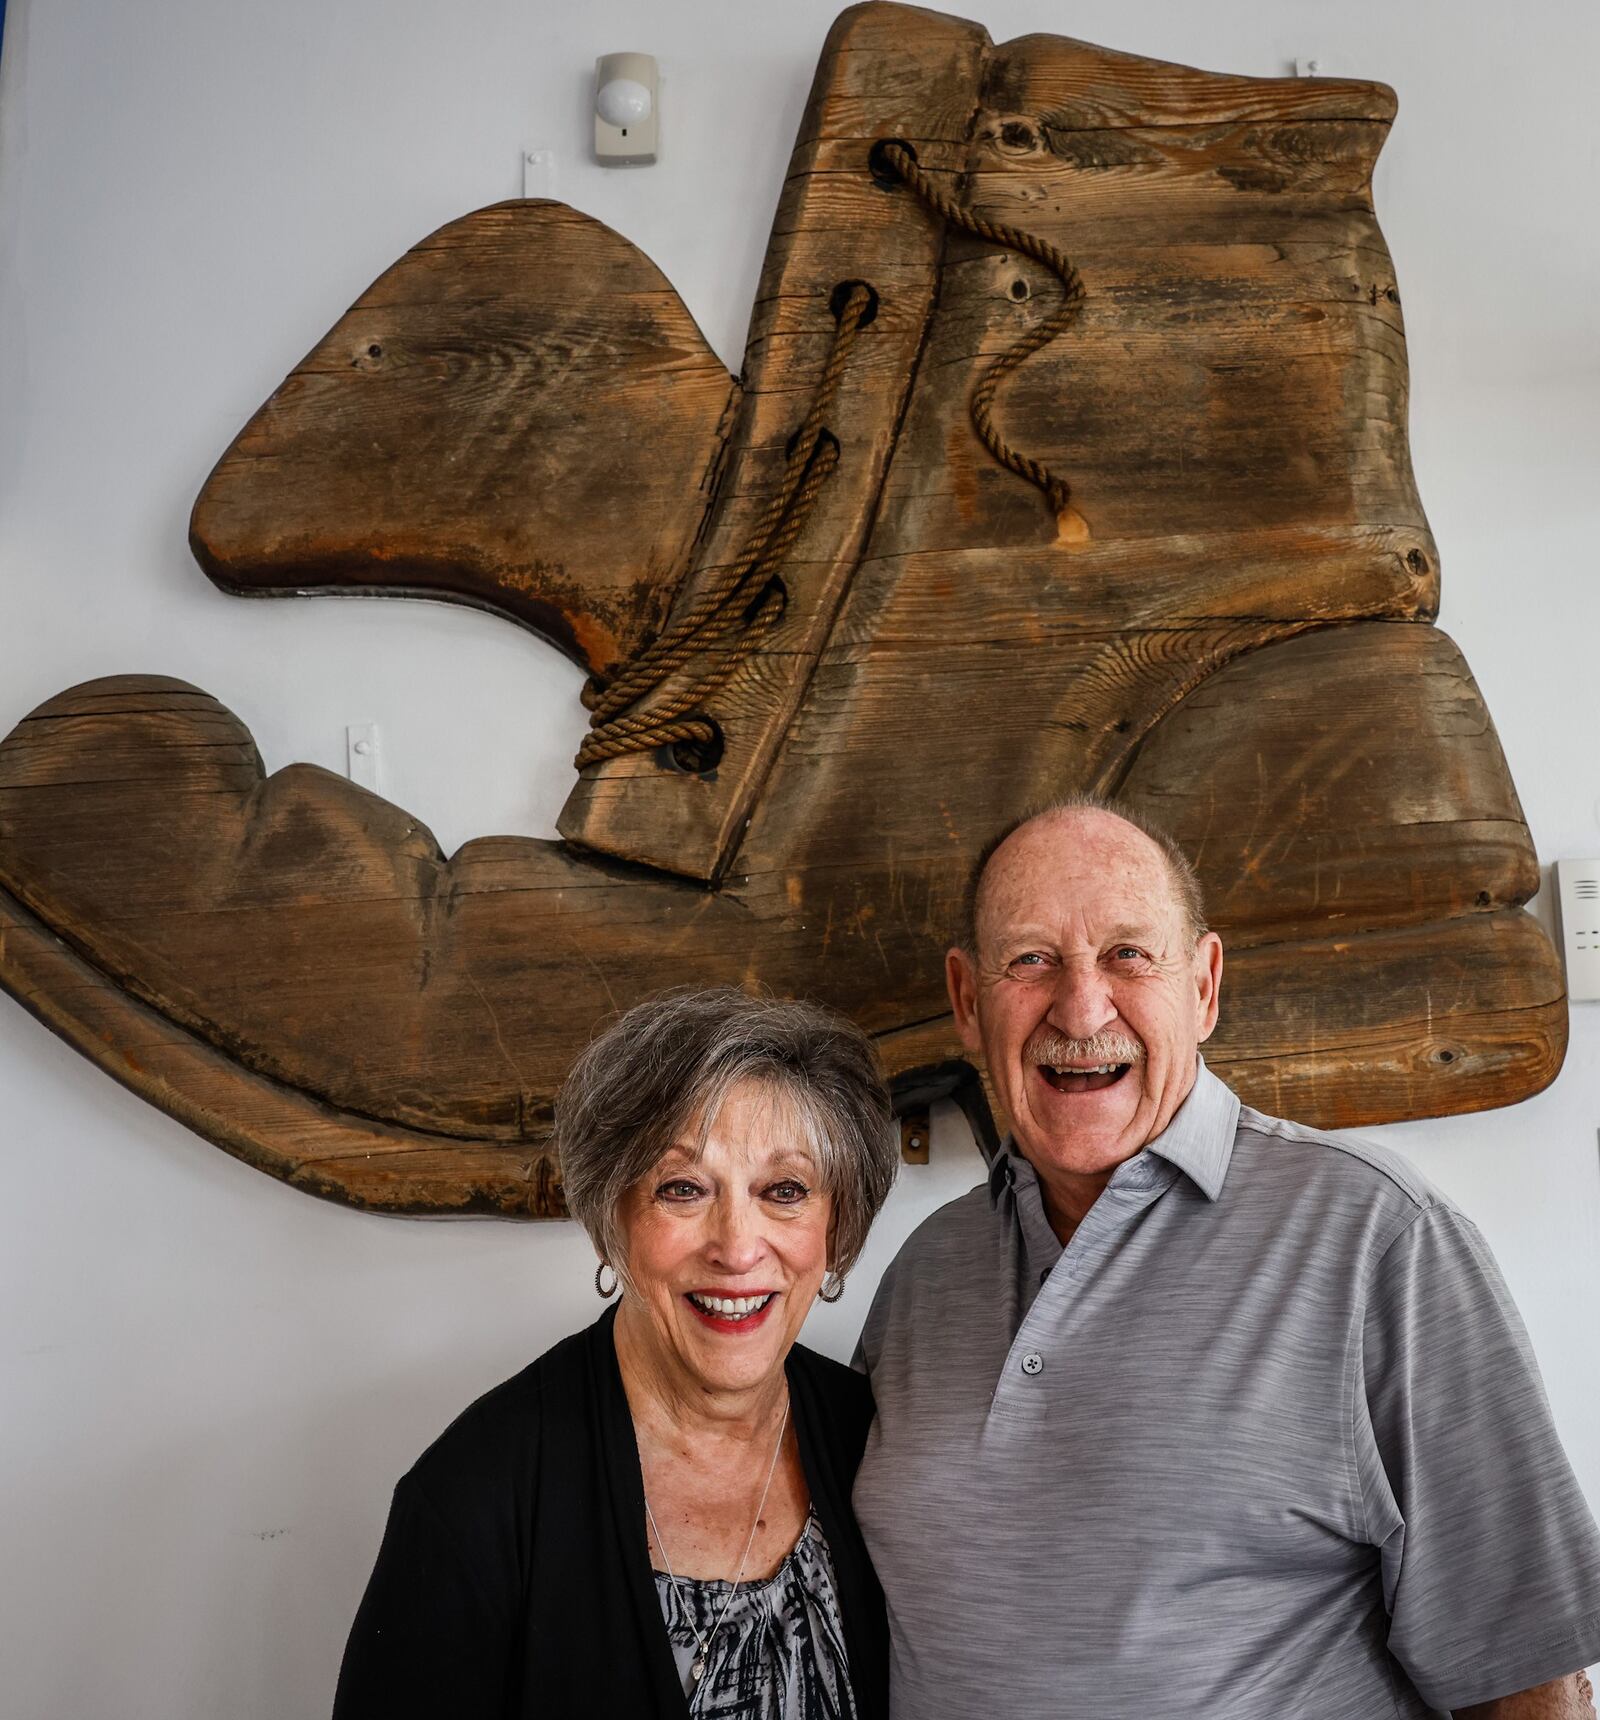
[{"left": 1020, "top": 1351, "right": 1044, "bottom": 1377}]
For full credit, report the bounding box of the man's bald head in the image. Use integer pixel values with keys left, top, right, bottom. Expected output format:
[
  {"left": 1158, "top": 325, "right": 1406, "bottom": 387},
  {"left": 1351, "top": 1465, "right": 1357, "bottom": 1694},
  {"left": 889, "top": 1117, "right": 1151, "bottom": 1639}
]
[{"left": 960, "top": 795, "right": 1207, "bottom": 955}]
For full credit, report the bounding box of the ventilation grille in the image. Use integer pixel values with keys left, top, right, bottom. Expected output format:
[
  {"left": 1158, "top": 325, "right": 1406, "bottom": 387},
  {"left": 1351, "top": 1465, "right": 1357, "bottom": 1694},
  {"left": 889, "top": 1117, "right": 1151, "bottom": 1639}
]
[{"left": 1555, "top": 860, "right": 1600, "bottom": 1002}]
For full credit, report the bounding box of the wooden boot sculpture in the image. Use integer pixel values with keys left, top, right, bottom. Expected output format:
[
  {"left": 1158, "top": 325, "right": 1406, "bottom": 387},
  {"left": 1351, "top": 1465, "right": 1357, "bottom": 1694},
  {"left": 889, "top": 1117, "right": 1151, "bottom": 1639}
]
[{"left": 0, "top": 2, "right": 1565, "bottom": 1215}]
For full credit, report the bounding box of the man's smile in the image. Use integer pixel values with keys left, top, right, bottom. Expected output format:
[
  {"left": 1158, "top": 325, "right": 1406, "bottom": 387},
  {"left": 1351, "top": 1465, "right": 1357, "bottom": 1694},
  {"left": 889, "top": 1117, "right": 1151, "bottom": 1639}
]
[{"left": 1035, "top": 1062, "right": 1132, "bottom": 1094}]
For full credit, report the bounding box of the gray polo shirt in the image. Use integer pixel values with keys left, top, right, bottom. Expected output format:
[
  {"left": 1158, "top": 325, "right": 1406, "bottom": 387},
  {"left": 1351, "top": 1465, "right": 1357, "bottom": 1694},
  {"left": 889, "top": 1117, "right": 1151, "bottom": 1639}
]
[{"left": 854, "top": 1062, "right": 1600, "bottom": 1717}]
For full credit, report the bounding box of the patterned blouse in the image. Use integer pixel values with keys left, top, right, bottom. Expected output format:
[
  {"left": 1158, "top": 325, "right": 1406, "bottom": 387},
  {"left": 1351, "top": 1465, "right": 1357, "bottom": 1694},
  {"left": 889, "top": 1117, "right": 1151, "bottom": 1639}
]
[{"left": 653, "top": 1509, "right": 857, "bottom": 1719}]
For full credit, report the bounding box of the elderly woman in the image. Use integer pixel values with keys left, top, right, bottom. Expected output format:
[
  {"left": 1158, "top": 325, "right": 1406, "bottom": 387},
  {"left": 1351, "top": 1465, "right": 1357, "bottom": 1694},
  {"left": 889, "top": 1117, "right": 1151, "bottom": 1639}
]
[{"left": 333, "top": 987, "right": 898, "bottom": 1719}]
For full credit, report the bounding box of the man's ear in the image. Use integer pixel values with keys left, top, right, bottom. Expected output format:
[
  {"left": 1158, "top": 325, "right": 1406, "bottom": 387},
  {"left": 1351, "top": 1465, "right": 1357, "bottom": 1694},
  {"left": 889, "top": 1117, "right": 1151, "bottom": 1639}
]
[
  {"left": 946, "top": 945, "right": 984, "bottom": 1053},
  {"left": 1194, "top": 932, "right": 1224, "bottom": 1043}
]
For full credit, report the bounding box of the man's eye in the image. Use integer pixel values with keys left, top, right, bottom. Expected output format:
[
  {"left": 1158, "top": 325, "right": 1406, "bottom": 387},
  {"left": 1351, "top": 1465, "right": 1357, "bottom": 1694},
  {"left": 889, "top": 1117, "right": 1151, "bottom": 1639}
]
[
  {"left": 766, "top": 1181, "right": 809, "bottom": 1204},
  {"left": 1011, "top": 952, "right": 1047, "bottom": 968},
  {"left": 1113, "top": 947, "right": 1144, "bottom": 962}
]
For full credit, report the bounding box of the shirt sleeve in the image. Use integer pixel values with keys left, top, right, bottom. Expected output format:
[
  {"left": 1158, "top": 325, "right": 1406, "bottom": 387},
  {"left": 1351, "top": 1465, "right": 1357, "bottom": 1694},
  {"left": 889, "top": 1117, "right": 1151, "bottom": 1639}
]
[
  {"left": 331, "top": 1472, "right": 519, "bottom": 1720},
  {"left": 1356, "top": 1203, "right": 1600, "bottom": 1711}
]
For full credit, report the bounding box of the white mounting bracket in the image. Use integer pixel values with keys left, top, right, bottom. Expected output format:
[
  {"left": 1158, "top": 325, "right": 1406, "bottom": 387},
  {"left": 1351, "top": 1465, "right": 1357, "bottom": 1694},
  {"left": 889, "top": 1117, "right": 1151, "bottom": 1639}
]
[
  {"left": 522, "top": 148, "right": 556, "bottom": 200},
  {"left": 345, "top": 723, "right": 381, "bottom": 794}
]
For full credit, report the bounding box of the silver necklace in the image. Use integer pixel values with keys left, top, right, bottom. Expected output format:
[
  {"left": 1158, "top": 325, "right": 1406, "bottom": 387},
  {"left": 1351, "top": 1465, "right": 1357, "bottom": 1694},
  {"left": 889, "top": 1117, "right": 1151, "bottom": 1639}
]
[{"left": 644, "top": 1396, "right": 791, "bottom": 1695}]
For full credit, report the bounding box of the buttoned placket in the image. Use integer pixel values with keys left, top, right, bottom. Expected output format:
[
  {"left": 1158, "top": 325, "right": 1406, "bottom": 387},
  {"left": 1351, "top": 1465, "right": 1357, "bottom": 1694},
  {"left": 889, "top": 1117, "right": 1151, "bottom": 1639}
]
[{"left": 987, "top": 1149, "right": 1184, "bottom": 1428}]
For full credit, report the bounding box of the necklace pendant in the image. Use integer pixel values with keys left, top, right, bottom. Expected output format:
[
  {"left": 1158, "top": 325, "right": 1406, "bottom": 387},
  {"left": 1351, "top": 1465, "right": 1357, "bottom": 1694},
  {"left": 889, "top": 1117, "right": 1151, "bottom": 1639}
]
[{"left": 690, "top": 1655, "right": 706, "bottom": 1684}]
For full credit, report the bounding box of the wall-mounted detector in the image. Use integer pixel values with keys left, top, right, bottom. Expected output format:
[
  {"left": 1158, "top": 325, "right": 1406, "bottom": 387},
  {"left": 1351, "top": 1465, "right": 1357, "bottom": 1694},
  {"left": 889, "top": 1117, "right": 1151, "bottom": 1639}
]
[
  {"left": 1555, "top": 858, "right": 1600, "bottom": 1002},
  {"left": 595, "top": 53, "right": 658, "bottom": 166}
]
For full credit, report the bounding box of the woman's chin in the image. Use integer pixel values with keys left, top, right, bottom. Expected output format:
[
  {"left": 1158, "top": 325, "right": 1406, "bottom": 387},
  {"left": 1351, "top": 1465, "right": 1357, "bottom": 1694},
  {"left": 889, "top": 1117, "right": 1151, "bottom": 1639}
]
[{"left": 671, "top": 1298, "right": 808, "bottom": 1391}]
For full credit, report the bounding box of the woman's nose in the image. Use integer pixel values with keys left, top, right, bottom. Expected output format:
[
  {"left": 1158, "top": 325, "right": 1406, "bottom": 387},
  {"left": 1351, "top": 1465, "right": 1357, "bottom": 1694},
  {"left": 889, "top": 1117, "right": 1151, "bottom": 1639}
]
[{"left": 705, "top": 1195, "right": 766, "bottom": 1273}]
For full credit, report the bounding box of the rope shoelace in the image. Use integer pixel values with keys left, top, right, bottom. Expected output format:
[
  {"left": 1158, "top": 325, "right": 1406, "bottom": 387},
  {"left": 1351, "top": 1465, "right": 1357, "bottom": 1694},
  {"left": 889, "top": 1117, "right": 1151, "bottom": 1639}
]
[
  {"left": 573, "top": 284, "right": 872, "bottom": 772},
  {"left": 573, "top": 139, "right": 1084, "bottom": 773},
  {"left": 876, "top": 139, "right": 1085, "bottom": 523}
]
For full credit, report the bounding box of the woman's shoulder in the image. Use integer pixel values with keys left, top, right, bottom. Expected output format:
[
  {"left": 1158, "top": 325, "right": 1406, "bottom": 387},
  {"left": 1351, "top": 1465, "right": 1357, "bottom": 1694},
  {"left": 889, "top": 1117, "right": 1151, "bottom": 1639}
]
[
  {"left": 405, "top": 1313, "right": 612, "bottom": 1498},
  {"left": 786, "top": 1339, "right": 875, "bottom": 1447}
]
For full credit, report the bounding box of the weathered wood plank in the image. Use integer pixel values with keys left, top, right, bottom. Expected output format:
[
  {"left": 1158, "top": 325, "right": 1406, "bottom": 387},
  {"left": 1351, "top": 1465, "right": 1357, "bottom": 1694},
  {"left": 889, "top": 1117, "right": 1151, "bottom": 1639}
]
[
  {"left": 983, "top": 37, "right": 1395, "bottom": 129},
  {"left": 0, "top": 883, "right": 562, "bottom": 1217},
  {"left": 1119, "top": 622, "right": 1540, "bottom": 941},
  {"left": 0, "top": 648, "right": 1561, "bottom": 1174},
  {"left": 1208, "top": 912, "right": 1566, "bottom": 1128},
  {"left": 0, "top": 5, "right": 1567, "bottom": 1214},
  {"left": 191, "top": 202, "right": 737, "bottom": 678},
  {"left": 558, "top": 3, "right": 992, "bottom": 881}
]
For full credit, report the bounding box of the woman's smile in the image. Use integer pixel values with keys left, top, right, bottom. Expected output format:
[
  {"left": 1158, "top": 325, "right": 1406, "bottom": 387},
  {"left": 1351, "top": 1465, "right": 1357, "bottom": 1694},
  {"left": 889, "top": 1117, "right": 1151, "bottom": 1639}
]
[{"left": 683, "top": 1289, "right": 781, "bottom": 1332}]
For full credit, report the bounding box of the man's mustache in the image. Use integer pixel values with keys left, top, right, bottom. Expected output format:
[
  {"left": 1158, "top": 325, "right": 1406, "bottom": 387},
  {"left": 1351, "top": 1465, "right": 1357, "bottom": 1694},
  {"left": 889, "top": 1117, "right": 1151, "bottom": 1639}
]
[{"left": 1025, "top": 1028, "right": 1145, "bottom": 1068}]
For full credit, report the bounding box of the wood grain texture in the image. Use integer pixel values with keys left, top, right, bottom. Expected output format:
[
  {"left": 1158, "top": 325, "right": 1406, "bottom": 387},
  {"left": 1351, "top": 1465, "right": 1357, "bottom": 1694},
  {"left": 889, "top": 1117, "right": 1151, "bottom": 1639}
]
[
  {"left": 190, "top": 202, "right": 737, "bottom": 677},
  {"left": 0, "top": 2, "right": 1567, "bottom": 1214},
  {"left": 559, "top": 2, "right": 992, "bottom": 880},
  {"left": 0, "top": 649, "right": 1563, "bottom": 1203},
  {"left": 1118, "top": 621, "right": 1540, "bottom": 944},
  {"left": 0, "top": 882, "right": 561, "bottom": 1217}
]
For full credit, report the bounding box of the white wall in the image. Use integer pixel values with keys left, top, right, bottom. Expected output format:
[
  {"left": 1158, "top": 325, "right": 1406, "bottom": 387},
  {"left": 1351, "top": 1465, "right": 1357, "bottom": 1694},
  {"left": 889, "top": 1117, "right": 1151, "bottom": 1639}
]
[{"left": 1, "top": 1, "right": 1596, "bottom": 1713}]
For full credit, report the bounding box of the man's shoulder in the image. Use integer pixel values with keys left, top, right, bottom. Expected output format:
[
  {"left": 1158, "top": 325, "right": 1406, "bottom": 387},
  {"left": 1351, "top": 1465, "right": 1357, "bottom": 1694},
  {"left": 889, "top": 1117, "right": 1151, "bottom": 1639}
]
[
  {"left": 858, "top": 1180, "right": 1004, "bottom": 1345},
  {"left": 885, "top": 1178, "right": 1003, "bottom": 1272},
  {"left": 1233, "top": 1100, "right": 1447, "bottom": 1224}
]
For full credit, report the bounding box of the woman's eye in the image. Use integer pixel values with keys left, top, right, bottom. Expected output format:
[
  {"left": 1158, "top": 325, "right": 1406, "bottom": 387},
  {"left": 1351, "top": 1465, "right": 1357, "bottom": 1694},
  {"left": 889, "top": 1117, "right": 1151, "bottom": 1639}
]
[
  {"left": 656, "top": 1179, "right": 704, "bottom": 1201},
  {"left": 766, "top": 1181, "right": 809, "bottom": 1204}
]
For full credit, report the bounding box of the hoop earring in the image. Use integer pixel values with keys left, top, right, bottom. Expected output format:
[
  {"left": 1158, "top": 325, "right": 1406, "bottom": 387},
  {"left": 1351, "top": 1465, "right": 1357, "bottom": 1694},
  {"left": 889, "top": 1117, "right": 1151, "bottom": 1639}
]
[
  {"left": 594, "top": 1260, "right": 619, "bottom": 1299},
  {"left": 818, "top": 1271, "right": 845, "bottom": 1304}
]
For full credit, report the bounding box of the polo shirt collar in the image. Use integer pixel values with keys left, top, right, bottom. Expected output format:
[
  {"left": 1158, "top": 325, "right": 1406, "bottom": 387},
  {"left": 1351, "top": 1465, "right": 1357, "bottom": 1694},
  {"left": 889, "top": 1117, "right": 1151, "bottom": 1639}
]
[
  {"left": 1144, "top": 1057, "right": 1239, "bottom": 1201},
  {"left": 985, "top": 1055, "right": 1240, "bottom": 1205}
]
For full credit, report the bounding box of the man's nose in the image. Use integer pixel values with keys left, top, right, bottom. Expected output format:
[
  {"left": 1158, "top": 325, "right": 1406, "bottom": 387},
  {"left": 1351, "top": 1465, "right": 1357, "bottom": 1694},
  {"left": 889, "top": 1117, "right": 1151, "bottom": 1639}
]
[
  {"left": 705, "top": 1194, "right": 766, "bottom": 1274},
  {"left": 1048, "top": 959, "right": 1117, "bottom": 1041}
]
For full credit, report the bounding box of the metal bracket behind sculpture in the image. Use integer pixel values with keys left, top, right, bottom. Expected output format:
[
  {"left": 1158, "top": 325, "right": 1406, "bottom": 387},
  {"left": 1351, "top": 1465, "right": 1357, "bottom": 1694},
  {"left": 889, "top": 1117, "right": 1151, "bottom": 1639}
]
[{"left": 0, "top": 2, "right": 1565, "bottom": 1216}]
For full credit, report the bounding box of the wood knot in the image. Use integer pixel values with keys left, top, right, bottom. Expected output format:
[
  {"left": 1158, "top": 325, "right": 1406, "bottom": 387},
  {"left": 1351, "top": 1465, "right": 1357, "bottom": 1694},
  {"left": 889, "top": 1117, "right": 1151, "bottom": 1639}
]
[{"left": 996, "top": 118, "right": 1040, "bottom": 155}]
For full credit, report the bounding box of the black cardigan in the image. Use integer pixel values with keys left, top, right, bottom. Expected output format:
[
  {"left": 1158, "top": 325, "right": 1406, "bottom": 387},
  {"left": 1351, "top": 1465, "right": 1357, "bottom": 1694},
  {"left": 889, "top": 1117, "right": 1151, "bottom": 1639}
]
[{"left": 332, "top": 1306, "right": 888, "bottom": 1718}]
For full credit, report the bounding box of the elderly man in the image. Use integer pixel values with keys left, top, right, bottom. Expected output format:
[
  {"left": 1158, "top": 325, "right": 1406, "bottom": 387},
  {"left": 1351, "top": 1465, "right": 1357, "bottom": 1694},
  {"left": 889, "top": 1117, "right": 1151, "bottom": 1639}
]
[{"left": 853, "top": 797, "right": 1600, "bottom": 1718}]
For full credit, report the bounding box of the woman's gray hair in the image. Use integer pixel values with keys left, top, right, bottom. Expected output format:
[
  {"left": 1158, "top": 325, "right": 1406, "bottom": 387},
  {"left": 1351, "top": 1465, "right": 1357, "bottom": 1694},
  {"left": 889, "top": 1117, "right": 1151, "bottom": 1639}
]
[{"left": 555, "top": 987, "right": 898, "bottom": 1287}]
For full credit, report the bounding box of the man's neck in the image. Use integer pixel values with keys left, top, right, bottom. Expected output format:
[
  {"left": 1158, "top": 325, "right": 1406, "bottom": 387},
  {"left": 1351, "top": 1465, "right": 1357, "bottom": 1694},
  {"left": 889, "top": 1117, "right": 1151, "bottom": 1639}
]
[
  {"left": 1033, "top": 1162, "right": 1117, "bottom": 1244},
  {"left": 1021, "top": 1058, "right": 1203, "bottom": 1243}
]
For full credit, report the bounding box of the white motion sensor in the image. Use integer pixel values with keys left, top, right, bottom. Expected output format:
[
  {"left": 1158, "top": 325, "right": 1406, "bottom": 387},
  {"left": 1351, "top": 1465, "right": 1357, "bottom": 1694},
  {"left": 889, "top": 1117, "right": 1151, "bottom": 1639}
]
[{"left": 594, "top": 53, "right": 658, "bottom": 166}]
